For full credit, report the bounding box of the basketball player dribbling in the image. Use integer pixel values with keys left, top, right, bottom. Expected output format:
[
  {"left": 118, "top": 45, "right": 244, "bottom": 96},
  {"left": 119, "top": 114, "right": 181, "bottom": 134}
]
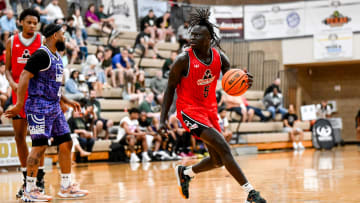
[
  {"left": 4, "top": 8, "right": 46, "bottom": 198},
  {"left": 159, "top": 9, "right": 266, "bottom": 203},
  {"left": 6, "top": 24, "right": 88, "bottom": 201}
]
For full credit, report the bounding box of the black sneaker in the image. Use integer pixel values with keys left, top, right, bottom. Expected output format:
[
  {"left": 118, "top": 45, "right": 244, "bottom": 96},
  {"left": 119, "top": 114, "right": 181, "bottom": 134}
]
[
  {"left": 175, "top": 165, "right": 192, "bottom": 199},
  {"left": 16, "top": 171, "right": 26, "bottom": 199},
  {"left": 246, "top": 190, "right": 266, "bottom": 203}
]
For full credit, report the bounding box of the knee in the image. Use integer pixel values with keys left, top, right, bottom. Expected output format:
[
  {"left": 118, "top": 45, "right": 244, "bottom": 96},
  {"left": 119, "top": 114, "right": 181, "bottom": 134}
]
[
  {"left": 96, "top": 120, "right": 103, "bottom": 129},
  {"left": 107, "top": 120, "right": 114, "bottom": 128}
]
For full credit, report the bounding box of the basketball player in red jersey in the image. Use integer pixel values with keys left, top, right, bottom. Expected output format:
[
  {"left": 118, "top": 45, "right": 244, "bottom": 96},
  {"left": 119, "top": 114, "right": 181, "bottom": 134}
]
[
  {"left": 159, "top": 9, "right": 266, "bottom": 203},
  {"left": 4, "top": 9, "right": 46, "bottom": 198}
]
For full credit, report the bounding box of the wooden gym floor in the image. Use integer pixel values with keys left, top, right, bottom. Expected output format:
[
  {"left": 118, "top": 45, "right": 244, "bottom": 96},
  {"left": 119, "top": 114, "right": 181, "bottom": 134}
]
[{"left": 1, "top": 146, "right": 360, "bottom": 202}]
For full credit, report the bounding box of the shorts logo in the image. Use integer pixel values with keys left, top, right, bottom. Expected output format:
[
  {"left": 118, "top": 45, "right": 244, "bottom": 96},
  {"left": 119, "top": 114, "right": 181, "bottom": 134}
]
[
  {"left": 56, "top": 64, "right": 63, "bottom": 82},
  {"left": 27, "top": 114, "right": 45, "bottom": 135},
  {"left": 184, "top": 120, "right": 199, "bottom": 130}
]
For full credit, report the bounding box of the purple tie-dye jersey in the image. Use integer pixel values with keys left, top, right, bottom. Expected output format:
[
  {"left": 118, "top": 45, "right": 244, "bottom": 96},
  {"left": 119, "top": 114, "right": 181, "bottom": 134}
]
[{"left": 25, "top": 46, "right": 63, "bottom": 114}]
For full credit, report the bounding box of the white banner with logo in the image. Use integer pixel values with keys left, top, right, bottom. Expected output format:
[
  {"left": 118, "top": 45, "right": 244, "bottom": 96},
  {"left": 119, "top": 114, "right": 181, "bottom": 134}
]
[
  {"left": 102, "top": 0, "right": 137, "bottom": 32},
  {"left": 210, "top": 6, "right": 244, "bottom": 39},
  {"left": 137, "top": 0, "right": 168, "bottom": 18},
  {"left": 0, "top": 136, "right": 31, "bottom": 166},
  {"left": 304, "top": 0, "right": 360, "bottom": 34},
  {"left": 313, "top": 29, "right": 352, "bottom": 60},
  {"left": 244, "top": 2, "right": 305, "bottom": 40}
]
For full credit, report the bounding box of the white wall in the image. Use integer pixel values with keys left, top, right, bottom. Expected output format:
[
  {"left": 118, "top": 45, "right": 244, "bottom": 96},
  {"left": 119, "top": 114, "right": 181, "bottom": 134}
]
[{"left": 282, "top": 33, "right": 360, "bottom": 65}]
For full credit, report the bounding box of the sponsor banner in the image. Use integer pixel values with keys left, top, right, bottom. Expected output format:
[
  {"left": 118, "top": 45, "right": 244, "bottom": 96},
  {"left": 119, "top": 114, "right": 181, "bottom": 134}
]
[
  {"left": 137, "top": 0, "right": 168, "bottom": 18},
  {"left": 210, "top": 6, "right": 244, "bottom": 39},
  {"left": 102, "top": 0, "right": 137, "bottom": 31},
  {"left": 301, "top": 105, "right": 317, "bottom": 121},
  {"left": 313, "top": 29, "right": 352, "bottom": 60},
  {"left": 244, "top": 2, "right": 305, "bottom": 40},
  {"left": 304, "top": 0, "right": 360, "bottom": 34},
  {"left": 0, "top": 136, "right": 32, "bottom": 166}
]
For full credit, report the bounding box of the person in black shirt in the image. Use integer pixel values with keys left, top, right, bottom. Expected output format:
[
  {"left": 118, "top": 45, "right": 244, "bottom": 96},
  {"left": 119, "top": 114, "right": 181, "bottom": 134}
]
[
  {"left": 68, "top": 110, "right": 95, "bottom": 153},
  {"left": 264, "top": 78, "right": 281, "bottom": 96},
  {"left": 138, "top": 111, "right": 162, "bottom": 155},
  {"left": 283, "top": 104, "right": 304, "bottom": 150},
  {"left": 162, "top": 51, "right": 177, "bottom": 78},
  {"left": 134, "top": 27, "right": 156, "bottom": 58}
]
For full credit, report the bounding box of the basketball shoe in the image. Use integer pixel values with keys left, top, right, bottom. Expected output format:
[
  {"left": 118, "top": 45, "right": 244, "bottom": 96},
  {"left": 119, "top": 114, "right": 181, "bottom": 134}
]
[
  {"left": 22, "top": 188, "right": 52, "bottom": 202},
  {"left": 36, "top": 169, "right": 45, "bottom": 194},
  {"left": 57, "top": 183, "right": 89, "bottom": 198},
  {"left": 16, "top": 171, "right": 27, "bottom": 199},
  {"left": 245, "top": 190, "right": 266, "bottom": 203},
  {"left": 175, "top": 165, "right": 192, "bottom": 199}
]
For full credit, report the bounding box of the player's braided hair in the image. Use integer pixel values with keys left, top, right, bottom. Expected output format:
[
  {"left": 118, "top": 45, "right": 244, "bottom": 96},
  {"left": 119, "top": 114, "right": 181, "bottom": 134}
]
[{"left": 189, "top": 8, "right": 222, "bottom": 50}]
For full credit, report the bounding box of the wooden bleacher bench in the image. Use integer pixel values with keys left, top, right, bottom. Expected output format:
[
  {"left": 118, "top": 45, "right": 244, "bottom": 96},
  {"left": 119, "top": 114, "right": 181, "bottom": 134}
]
[
  {"left": 134, "top": 58, "right": 165, "bottom": 69},
  {"left": 117, "top": 31, "right": 139, "bottom": 40},
  {"left": 111, "top": 38, "right": 135, "bottom": 47},
  {"left": 155, "top": 42, "right": 179, "bottom": 51},
  {"left": 86, "top": 27, "right": 107, "bottom": 37},
  {"left": 144, "top": 68, "right": 161, "bottom": 77},
  {"left": 87, "top": 44, "right": 98, "bottom": 55},
  {"left": 102, "top": 88, "right": 123, "bottom": 98},
  {"left": 242, "top": 132, "right": 312, "bottom": 143},
  {"left": 99, "top": 99, "right": 136, "bottom": 111},
  {"left": 66, "top": 64, "right": 82, "bottom": 72},
  {"left": 100, "top": 111, "right": 129, "bottom": 123}
]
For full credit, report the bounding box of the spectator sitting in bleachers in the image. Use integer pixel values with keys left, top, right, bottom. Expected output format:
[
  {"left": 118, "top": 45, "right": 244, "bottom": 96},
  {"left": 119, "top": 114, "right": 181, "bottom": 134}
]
[
  {"left": 112, "top": 48, "right": 135, "bottom": 93},
  {"left": 177, "top": 21, "right": 190, "bottom": 49},
  {"left": 134, "top": 26, "right": 157, "bottom": 58},
  {"left": 63, "top": 22, "right": 79, "bottom": 65},
  {"left": 72, "top": 8, "right": 87, "bottom": 40},
  {"left": 85, "top": 3, "right": 111, "bottom": 34},
  {"left": 162, "top": 51, "right": 177, "bottom": 79},
  {"left": 96, "top": 4, "right": 116, "bottom": 31},
  {"left": 68, "top": 110, "right": 96, "bottom": 155},
  {"left": 65, "top": 70, "right": 85, "bottom": 100},
  {"left": 75, "top": 28, "right": 88, "bottom": 62},
  {"left": 156, "top": 11, "right": 175, "bottom": 43},
  {"left": 45, "top": 0, "right": 64, "bottom": 23},
  {"left": 101, "top": 48, "right": 116, "bottom": 87},
  {"left": 118, "top": 108, "right": 151, "bottom": 163},
  {"left": 0, "top": 9, "right": 18, "bottom": 43},
  {"left": 138, "top": 111, "right": 163, "bottom": 158},
  {"left": 150, "top": 70, "right": 167, "bottom": 105},
  {"left": 218, "top": 106, "right": 232, "bottom": 142},
  {"left": 140, "top": 9, "right": 156, "bottom": 37},
  {"left": 263, "top": 87, "right": 287, "bottom": 120},
  {"left": 139, "top": 92, "right": 160, "bottom": 128},
  {"left": 70, "top": 133, "right": 91, "bottom": 164},
  {"left": 264, "top": 78, "right": 281, "bottom": 96},
  {"left": 31, "top": 0, "right": 49, "bottom": 24},
  {"left": 128, "top": 48, "right": 145, "bottom": 90},
  {"left": 83, "top": 54, "right": 106, "bottom": 97},
  {"left": 283, "top": 104, "right": 304, "bottom": 150},
  {"left": 0, "top": 61, "right": 10, "bottom": 109},
  {"left": 77, "top": 74, "right": 89, "bottom": 98},
  {"left": 88, "top": 90, "right": 114, "bottom": 140},
  {"left": 109, "top": 39, "right": 120, "bottom": 57},
  {"left": 168, "top": 113, "right": 195, "bottom": 157}
]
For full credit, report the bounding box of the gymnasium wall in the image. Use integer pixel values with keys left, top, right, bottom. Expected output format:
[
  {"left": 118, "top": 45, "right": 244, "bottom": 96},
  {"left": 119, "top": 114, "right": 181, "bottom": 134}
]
[{"left": 293, "top": 65, "right": 360, "bottom": 141}]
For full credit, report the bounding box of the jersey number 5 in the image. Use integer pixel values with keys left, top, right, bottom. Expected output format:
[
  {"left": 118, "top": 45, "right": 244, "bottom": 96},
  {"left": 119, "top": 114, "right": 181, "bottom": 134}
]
[{"left": 204, "top": 85, "right": 209, "bottom": 98}]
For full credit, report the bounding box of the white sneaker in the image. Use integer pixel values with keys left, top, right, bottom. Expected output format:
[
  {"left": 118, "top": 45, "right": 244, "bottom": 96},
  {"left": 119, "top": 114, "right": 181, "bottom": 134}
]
[
  {"left": 293, "top": 142, "right": 298, "bottom": 150},
  {"left": 171, "top": 152, "right": 182, "bottom": 160},
  {"left": 142, "top": 152, "right": 151, "bottom": 162},
  {"left": 130, "top": 153, "right": 140, "bottom": 163},
  {"left": 298, "top": 142, "right": 305, "bottom": 150}
]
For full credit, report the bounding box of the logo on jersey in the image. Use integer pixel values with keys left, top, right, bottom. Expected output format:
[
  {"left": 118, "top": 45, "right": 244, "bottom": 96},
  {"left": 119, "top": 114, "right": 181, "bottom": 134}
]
[
  {"left": 194, "top": 63, "right": 200, "bottom": 68},
  {"left": 56, "top": 64, "right": 63, "bottom": 82},
  {"left": 197, "top": 69, "right": 215, "bottom": 86},
  {"left": 27, "top": 114, "right": 45, "bottom": 135},
  {"left": 17, "top": 49, "right": 31, "bottom": 64}
]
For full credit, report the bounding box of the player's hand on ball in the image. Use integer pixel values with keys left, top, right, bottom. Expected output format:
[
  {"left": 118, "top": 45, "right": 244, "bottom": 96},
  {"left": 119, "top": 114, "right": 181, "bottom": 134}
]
[
  {"left": 158, "top": 123, "right": 168, "bottom": 138},
  {"left": 244, "top": 70, "right": 253, "bottom": 88},
  {"left": 4, "top": 104, "right": 22, "bottom": 118}
]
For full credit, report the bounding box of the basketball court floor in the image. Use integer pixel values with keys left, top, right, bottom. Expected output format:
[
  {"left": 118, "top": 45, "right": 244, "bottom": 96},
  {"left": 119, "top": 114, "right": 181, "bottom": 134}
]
[{"left": 1, "top": 146, "right": 359, "bottom": 202}]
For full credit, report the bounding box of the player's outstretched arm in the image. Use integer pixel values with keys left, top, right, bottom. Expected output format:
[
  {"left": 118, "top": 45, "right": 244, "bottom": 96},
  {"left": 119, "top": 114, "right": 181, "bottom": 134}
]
[
  {"left": 159, "top": 52, "right": 189, "bottom": 136},
  {"left": 5, "top": 70, "right": 33, "bottom": 118}
]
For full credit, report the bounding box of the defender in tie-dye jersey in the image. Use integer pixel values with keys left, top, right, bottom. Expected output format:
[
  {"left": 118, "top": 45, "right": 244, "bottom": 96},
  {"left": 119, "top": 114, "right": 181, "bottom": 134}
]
[{"left": 6, "top": 24, "right": 89, "bottom": 202}]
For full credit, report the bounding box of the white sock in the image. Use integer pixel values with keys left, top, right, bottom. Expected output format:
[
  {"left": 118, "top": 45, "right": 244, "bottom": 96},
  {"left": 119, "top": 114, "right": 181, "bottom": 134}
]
[
  {"left": 242, "top": 182, "right": 254, "bottom": 194},
  {"left": 142, "top": 152, "right": 148, "bottom": 157},
  {"left": 298, "top": 142, "right": 303, "bottom": 147},
  {"left": 183, "top": 166, "right": 196, "bottom": 177},
  {"left": 60, "top": 173, "right": 72, "bottom": 189},
  {"left": 293, "top": 142, "right": 297, "bottom": 147},
  {"left": 20, "top": 167, "right": 27, "bottom": 172},
  {"left": 38, "top": 166, "right": 45, "bottom": 170},
  {"left": 26, "top": 176, "right": 36, "bottom": 193}
]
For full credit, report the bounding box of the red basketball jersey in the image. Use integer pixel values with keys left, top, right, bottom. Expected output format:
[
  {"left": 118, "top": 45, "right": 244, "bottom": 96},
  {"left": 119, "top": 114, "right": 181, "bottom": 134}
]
[
  {"left": 11, "top": 33, "right": 42, "bottom": 83},
  {"left": 11, "top": 33, "right": 42, "bottom": 118},
  {"left": 176, "top": 47, "right": 221, "bottom": 111}
]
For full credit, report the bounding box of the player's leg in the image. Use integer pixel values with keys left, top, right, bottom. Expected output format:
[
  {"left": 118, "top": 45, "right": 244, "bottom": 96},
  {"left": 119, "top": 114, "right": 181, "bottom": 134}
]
[{"left": 52, "top": 113, "right": 88, "bottom": 198}]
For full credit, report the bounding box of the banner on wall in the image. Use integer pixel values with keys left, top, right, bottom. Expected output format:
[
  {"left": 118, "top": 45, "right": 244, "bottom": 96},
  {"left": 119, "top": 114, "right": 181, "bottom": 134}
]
[
  {"left": 244, "top": 2, "right": 305, "bottom": 40},
  {"left": 137, "top": 0, "right": 168, "bottom": 18},
  {"left": 304, "top": 0, "right": 360, "bottom": 34},
  {"left": 313, "top": 29, "right": 352, "bottom": 60},
  {"left": 0, "top": 136, "right": 31, "bottom": 166},
  {"left": 210, "top": 6, "right": 243, "bottom": 39},
  {"left": 103, "top": 0, "right": 137, "bottom": 32}
]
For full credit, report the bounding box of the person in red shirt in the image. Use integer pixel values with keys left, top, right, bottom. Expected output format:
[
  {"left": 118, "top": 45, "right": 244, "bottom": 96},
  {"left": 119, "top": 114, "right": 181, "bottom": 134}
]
[
  {"left": 4, "top": 9, "right": 45, "bottom": 198},
  {"left": 159, "top": 9, "right": 266, "bottom": 203}
]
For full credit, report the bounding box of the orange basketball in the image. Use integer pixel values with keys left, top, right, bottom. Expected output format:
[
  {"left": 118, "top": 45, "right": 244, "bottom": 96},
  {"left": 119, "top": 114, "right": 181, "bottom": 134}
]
[{"left": 222, "top": 69, "right": 249, "bottom": 96}]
